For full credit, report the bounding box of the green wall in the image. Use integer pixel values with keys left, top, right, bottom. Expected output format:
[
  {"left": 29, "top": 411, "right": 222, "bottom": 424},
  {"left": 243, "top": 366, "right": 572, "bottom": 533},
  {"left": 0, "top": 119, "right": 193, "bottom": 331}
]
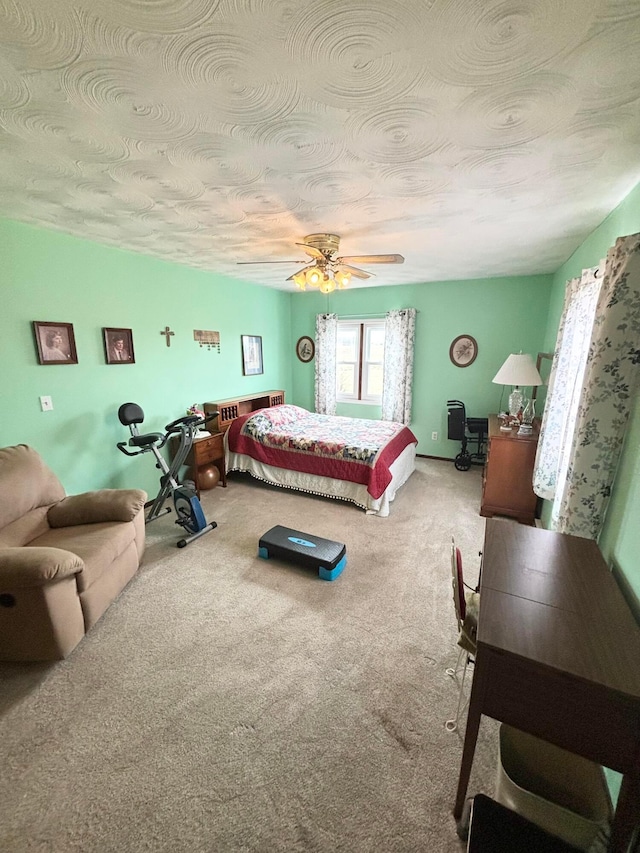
[
  {"left": 290, "top": 275, "right": 552, "bottom": 457},
  {"left": 1, "top": 219, "right": 292, "bottom": 496}
]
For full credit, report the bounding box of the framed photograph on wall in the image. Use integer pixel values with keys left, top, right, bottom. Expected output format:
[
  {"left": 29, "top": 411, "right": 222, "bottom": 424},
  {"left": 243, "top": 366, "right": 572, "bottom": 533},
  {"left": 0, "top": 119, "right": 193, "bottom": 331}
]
[
  {"left": 295, "top": 336, "right": 315, "bottom": 363},
  {"left": 33, "top": 321, "right": 78, "bottom": 365},
  {"left": 103, "top": 327, "right": 135, "bottom": 364},
  {"left": 449, "top": 334, "right": 478, "bottom": 368},
  {"left": 241, "top": 335, "right": 263, "bottom": 376}
]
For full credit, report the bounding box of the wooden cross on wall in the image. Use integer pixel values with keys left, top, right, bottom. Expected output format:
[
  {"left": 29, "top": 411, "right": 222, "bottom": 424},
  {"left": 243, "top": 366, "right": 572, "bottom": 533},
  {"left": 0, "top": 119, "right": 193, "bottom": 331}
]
[{"left": 160, "top": 326, "right": 175, "bottom": 347}]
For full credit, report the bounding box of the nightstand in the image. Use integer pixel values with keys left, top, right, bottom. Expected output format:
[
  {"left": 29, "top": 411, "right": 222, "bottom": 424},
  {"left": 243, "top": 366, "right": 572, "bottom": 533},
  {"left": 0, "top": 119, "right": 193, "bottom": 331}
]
[{"left": 170, "top": 432, "right": 226, "bottom": 496}]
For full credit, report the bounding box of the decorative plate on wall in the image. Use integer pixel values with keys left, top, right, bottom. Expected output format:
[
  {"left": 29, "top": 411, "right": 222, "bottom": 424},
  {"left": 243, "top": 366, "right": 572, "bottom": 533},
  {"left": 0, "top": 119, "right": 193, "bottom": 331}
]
[
  {"left": 449, "top": 335, "right": 478, "bottom": 367},
  {"left": 296, "top": 336, "right": 315, "bottom": 362}
]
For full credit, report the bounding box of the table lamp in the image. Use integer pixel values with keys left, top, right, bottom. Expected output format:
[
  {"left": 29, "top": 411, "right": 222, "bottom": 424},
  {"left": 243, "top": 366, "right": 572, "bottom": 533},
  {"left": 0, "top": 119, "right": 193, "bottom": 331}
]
[{"left": 492, "top": 353, "right": 544, "bottom": 433}]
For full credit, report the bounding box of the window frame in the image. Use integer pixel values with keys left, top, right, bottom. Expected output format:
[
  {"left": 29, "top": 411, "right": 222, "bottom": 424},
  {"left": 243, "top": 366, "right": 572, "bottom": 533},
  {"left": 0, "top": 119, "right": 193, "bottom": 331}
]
[{"left": 336, "top": 319, "right": 385, "bottom": 404}]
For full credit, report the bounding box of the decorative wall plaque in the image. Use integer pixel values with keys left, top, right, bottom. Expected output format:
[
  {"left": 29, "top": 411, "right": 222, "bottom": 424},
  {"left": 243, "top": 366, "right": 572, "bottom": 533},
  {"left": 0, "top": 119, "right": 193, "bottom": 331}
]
[{"left": 194, "top": 330, "right": 221, "bottom": 352}]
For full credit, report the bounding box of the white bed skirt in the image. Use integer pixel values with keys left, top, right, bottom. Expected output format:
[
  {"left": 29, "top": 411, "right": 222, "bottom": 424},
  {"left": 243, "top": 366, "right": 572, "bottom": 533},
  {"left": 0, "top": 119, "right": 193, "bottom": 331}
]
[{"left": 225, "top": 439, "right": 416, "bottom": 517}]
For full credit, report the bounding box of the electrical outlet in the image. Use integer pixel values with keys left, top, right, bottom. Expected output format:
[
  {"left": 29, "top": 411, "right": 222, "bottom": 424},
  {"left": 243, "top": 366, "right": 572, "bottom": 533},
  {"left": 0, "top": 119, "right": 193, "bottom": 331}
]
[
  {"left": 431, "top": 431, "right": 438, "bottom": 441},
  {"left": 40, "top": 396, "right": 53, "bottom": 411}
]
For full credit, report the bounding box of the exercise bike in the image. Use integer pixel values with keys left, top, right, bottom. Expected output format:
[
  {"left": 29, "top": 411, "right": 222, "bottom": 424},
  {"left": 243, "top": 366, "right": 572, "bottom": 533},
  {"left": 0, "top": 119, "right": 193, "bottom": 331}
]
[{"left": 116, "top": 402, "right": 219, "bottom": 548}]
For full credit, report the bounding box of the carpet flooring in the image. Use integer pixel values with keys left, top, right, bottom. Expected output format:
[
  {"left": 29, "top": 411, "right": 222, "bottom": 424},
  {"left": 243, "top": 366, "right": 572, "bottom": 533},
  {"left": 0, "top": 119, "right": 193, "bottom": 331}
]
[{"left": 0, "top": 457, "right": 499, "bottom": 852}]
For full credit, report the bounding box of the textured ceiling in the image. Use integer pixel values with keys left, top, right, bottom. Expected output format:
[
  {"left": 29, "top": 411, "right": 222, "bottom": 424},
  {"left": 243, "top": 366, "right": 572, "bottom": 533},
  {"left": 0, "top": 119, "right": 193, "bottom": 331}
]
[{"left": 2, "top": 0, "right": 640, "bottom": 291}]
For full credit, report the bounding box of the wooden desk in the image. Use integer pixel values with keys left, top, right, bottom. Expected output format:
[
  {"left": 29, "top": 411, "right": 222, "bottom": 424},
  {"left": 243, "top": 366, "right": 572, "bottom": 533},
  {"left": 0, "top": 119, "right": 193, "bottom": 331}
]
[{"left": 454, "top": 519, "right": 640, "bottom": 853}]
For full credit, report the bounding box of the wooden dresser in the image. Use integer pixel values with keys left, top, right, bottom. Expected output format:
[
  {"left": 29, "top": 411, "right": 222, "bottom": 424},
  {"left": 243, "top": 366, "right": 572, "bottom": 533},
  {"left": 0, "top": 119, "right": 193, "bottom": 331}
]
[
  {"left": 480, "top": 415, "right": 540, "bottom": 524},
  {"left": 203, "top": 390, "right": 285, "bottom": 433}
]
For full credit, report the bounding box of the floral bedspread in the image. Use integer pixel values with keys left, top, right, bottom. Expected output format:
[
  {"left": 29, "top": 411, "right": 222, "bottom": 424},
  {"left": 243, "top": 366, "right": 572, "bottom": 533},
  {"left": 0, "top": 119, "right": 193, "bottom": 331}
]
[{"left": 227, "top": 404, "right": 418, "bottom": 499}]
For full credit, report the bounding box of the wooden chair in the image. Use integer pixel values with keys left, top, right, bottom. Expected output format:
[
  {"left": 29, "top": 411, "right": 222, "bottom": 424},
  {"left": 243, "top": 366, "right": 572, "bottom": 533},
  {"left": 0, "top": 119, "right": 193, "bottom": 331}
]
[{"left": 445, "top": 537, "right": 480, "bottom": 732}]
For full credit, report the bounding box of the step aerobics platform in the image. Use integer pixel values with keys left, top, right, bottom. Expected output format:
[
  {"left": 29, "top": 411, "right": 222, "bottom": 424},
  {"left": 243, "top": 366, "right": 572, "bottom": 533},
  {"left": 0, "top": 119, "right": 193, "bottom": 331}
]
[{"left": 258, "top": 525, "right": 346, "bottom": 581}]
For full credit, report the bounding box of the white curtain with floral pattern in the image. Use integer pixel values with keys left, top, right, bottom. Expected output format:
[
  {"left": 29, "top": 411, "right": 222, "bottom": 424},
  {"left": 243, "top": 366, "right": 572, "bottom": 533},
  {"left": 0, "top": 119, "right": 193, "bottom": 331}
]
[
  {"left": 314, "top": 313, "right": 338, "bottom": 415},
  {"left": 534, "top": 233, "right": 640, "bottom": 539},
  {"left": 533, "top": 265, "right": 602, "bottom": 501},
  {"left": 381, "top": 308, "right": 416, "bottom": 425}
]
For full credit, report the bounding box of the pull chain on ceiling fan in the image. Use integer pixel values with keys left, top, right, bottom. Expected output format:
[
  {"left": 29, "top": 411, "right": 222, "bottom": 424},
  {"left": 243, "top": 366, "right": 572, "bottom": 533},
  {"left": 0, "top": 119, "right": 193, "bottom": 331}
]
[{"left": 237, "top": 233, "right": 404, "bottom": 292}]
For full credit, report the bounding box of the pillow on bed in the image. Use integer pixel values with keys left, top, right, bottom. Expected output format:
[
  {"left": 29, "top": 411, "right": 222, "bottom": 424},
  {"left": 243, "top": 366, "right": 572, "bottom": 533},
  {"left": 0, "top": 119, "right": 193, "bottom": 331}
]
[{"left": 256, "top": 404, "right": 306, "bottom": 428}]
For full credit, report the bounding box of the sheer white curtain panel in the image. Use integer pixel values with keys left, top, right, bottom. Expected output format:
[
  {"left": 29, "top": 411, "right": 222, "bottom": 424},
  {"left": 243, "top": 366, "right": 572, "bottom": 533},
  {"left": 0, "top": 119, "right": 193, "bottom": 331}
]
[
  {"left": 314, "top": 313, "right": 338, "bottom": 415},
  {"left": 381, "top": 308, "right": 416, "bottom": 425},
  {"left": 533, "top": 266, "right": 602, "bottom": 505}
]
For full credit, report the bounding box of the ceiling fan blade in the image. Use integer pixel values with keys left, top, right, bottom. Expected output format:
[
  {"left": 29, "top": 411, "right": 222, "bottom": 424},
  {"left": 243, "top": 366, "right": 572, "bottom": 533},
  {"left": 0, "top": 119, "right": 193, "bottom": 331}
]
[
  {"left": 337, "top": 264, "right": 372, "bottom": 279},
  {"left": 296, "top": 243, "right": 325, "bottom": 261},
  {"left": 337, "top": 254, "right": 404, "bottom": 265},
  {"left": 237, "top": 259, "right": 307, "bottom": 265}
]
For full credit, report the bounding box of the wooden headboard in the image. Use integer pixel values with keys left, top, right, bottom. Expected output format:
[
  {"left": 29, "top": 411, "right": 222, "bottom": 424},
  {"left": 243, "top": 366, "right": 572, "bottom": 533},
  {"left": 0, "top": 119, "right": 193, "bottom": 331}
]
[{"left": 203, "top": 390, "right": 285, "bottom": 433}]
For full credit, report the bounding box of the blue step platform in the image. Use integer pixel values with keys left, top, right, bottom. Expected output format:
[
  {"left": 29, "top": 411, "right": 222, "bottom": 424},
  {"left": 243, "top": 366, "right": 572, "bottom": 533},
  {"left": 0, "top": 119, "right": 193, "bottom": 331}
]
[{"left": 258, "top": 525, "right": 346, "bottom": 581}]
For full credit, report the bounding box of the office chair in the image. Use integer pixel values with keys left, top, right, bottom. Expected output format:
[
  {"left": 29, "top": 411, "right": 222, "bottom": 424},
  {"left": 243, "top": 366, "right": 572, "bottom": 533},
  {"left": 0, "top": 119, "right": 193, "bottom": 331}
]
[{"left": 446, "top": 537, "right": 480, "bottom": 733}]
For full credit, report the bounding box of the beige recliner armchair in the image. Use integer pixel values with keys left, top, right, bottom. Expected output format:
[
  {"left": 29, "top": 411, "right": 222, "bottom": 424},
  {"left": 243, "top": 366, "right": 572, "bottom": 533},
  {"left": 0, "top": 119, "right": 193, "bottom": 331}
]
[{"left": 0, "top": 444, "right": 147, "bottom": 661}]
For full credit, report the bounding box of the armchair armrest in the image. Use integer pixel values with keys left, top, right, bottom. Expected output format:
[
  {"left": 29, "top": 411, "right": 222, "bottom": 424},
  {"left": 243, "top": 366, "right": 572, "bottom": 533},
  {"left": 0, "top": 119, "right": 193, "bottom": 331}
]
[
  {"left": 47, "top": 489, "right": 147, "bottom": 528},
  {"left": 0, "top": 547, "right": 83, "bottom": 587}
]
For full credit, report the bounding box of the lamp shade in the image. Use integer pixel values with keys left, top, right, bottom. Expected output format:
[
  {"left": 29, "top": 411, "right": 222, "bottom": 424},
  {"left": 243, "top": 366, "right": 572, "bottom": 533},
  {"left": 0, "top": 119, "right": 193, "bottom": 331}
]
[
  {"left": 292, "top": 271, "right": 307, "bottom": 289},
  {"left": 492, "top": 353, "right": 543, "bottom": 387},
  {"left": 306, "top": 266, "right": 322, "bottom": 286},
  {"left": 334, "top": 269, "right": 351, "bottom": 288}
]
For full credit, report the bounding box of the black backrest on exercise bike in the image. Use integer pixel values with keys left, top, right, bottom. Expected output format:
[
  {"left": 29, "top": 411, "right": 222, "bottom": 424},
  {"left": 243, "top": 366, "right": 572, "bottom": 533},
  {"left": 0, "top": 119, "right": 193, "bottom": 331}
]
[{"left": 118, "top": 402, "right": 145, "bottom": 427}]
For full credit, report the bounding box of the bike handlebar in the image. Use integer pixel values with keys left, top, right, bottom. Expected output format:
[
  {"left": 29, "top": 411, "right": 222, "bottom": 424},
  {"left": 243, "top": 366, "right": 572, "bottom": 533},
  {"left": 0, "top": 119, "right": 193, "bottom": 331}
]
[
  {"left": 164, "top": 411, "right": 219, "bottom": 434},
  {"left": 116, "top": 441, "right": 141, "bottom": 457},
  {"left": 165, "top": 414, "right": 200, "bottom": 433}
]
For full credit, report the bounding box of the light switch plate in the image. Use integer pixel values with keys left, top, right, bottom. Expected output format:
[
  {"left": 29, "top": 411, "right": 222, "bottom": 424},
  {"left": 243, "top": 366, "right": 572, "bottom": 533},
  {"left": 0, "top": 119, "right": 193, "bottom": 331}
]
[{"left": 40, "top": 396, "right": 53, "bottom": 411}]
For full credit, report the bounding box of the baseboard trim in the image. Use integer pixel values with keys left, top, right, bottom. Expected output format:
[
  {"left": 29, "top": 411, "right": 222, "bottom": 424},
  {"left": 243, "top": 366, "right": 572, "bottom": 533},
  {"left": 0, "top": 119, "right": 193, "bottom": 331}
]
[
  {"left": 416, "top": 453, "right": 453, "bottom": 462},
  {"left": 611, "top": 558, "right": 640, "bottom": 626}
]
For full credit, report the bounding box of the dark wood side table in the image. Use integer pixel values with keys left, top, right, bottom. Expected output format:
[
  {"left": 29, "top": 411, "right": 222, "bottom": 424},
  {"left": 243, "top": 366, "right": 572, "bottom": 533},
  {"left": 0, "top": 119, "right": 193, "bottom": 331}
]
[
  {"left": 454, "top": 519, "right": 640, "bottom": 853},
  {"left": 480, "top": 415, "right": 539, "bottom": 524},
  {"left": 170, "top": 432, "right": 226, "bottom": 496}
]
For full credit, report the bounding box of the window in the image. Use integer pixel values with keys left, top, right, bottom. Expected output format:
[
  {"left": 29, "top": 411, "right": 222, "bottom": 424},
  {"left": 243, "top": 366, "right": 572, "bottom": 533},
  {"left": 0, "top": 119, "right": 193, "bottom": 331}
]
[{"left": 336, "top": 320, "right": 385, "bottom": 403}]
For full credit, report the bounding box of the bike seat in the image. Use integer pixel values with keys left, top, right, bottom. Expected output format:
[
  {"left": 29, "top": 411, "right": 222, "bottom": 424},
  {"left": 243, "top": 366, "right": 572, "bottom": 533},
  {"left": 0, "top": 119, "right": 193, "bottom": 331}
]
[{"left": 130, "top": 432, "right": 164, "bottom": 448}]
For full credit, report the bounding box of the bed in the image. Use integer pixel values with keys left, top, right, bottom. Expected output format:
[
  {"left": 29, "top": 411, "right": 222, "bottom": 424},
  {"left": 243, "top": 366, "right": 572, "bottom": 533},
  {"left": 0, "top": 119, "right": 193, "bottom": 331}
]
[{"left": 224, "top": 404, "right": 418, "bottom": 516}]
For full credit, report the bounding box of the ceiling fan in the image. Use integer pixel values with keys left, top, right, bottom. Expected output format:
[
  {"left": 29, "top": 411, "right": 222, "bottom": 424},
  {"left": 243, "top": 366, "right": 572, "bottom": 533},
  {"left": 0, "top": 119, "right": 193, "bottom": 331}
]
[{"left": 237, "top": 233, "right": 404, "bottom": 293}]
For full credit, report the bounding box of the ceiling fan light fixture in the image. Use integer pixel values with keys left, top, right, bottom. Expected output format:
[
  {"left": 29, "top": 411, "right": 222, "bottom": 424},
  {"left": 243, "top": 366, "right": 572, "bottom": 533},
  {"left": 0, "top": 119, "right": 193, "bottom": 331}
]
[
  {"left": 305, "top": 266, "right": 322, "bottom": 286},
  {"left": 319, "top": 278, "right": 336, "bottom": 294},
  {"left": 252, "top": 233, "right": 402, "bottom": 291},
  {"left": 292, "top": 270, "right": 307, "bottom": 289},
  {"left": 334, "top": 269, "right": 351, "bottom": 288}
]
